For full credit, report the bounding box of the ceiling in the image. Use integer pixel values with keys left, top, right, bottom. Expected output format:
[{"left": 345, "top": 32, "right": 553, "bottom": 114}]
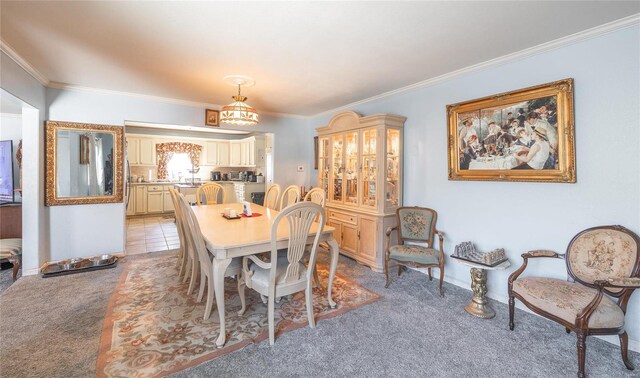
[{"left": 1, "top": 1, "right": 638, "bottom": 117}]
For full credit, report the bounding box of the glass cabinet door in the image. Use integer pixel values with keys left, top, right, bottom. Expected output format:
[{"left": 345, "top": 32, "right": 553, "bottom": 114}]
[
  {"left": 344, "top": 132, "right": 358, "bottom": 205},
  {"left": 386, "top": 129, "right": 400, "bottom": 208},
  {"left": 331, "top": 135, "right": 343, "bottom": 202},
  {"left": 361, "top": 128, "right": 377, "bottom": 207},
  {"left": 318, "top": 137, "right": 329, "bottom": 199}
]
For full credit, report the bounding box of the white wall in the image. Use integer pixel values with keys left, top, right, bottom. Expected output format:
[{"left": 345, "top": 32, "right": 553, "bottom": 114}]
[
  {"left": 310, "top": 26, "right": 640, "bottom": 348},
  {"left": 1, "top": 51, "right": 48, "bottom": 274},
  {"left": 0, "top": 114, "right": 22, "bottom": 193},
  {"left": 46, "top": 87, "right": 310, "bottom": 261}
]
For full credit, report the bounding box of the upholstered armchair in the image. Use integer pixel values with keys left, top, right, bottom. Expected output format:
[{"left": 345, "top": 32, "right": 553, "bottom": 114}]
[
  {"left": 385, "top": 207, "right": 445, "bottom": 296},
  {"left": 508, "top": 225, "right": 640, "bottom": 378}
]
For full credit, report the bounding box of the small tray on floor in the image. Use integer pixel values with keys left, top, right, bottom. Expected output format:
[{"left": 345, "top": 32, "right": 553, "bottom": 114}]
[{"left": 41, "top": 255, "right": 119, "bottom": 277}]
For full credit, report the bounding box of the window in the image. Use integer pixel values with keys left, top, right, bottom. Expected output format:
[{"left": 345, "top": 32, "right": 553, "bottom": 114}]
[{"left": 167, "top": 153, "right": 192, "bottom": 181}]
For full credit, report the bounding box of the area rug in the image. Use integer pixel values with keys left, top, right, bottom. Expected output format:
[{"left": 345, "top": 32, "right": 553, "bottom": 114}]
[{"left": 96, "top": 253, "right": 382, "bottom": 377}]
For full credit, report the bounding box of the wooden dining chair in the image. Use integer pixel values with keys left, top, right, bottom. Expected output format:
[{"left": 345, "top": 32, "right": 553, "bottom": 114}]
[
  {"left": 304, "top": 187, "right": 326, "bottom": 208},
  {"left": 168, "top": 188, "right": 193, "bottom": 283},
  {"left": 279, "top": 185, "right": 300, "bottom": 210},
  {"left": 304, "top": 187, "right": 327, "bottom": 287},
  {"left": 238, "top": 202, "right": 325, "bottom": 345},
  {"left": 196, "top": 182, "right": 225, "bottom": 205},
  {"left": 177, "top": 193, "right": 242, "bottom": 320},
  {"left": 263, "top": 184, "right": 280, "bottom": 210}
]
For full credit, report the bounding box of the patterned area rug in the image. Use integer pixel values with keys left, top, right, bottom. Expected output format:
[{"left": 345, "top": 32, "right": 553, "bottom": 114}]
[{"left": 97, "top": 253, "right": 382, "bottom": 377}]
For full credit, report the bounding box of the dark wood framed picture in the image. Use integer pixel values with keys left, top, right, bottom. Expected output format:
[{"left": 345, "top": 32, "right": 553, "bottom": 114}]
[
  {"left": 447, "top": 78, "right": 575, "bottom": 183},
  {"left": 205, "top": 109, "right": 219, "bottom": 127}
]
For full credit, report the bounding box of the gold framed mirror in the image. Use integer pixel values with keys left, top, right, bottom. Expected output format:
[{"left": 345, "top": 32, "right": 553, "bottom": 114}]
[{"left": 45, "top": 121, "right": 124, "bottom": 206}]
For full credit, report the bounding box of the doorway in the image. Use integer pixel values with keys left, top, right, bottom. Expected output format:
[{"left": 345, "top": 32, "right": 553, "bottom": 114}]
[{"left": 0, "top": 88, "right": 40, "bottom": 286}]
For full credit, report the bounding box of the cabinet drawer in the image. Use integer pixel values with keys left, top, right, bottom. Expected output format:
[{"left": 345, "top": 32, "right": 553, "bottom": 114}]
[
  {"left": 147, "top": 185, "right": 164, "bottom": 192},
  {"left": 328, "top": 211, "right": 357, "bottom": 225}
]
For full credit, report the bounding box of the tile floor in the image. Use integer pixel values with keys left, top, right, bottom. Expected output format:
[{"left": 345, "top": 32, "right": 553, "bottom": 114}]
[{"left": 125, "top": 215, "right": 180, "bottom": 255}]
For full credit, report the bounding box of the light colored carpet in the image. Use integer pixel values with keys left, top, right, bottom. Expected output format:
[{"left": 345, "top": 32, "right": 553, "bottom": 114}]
[
  {"left": 96, "top": 254, "right": 381, "bottom": 377},
  {"left": 0, "top": 249, "right": 638, "bottom": 377}
]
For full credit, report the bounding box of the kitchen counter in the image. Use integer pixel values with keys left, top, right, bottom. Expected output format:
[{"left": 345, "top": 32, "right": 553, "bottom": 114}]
[{"left": 130, "top": 181, "right": 180, "bottom": 185}]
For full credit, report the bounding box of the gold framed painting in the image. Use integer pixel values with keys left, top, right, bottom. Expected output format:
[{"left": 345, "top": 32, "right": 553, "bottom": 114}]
[
  {"left": 205, "top": 109, "right": 219, "bottom": 126},
  {"left": 447, "top": 78, "right": 575, "bottom": 183}
]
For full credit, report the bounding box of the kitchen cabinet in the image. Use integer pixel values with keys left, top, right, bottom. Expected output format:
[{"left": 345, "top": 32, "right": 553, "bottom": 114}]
[
  {"left": 240, "top": 141, "right": 249, "bottom": 166},
  {"left": 316, "top": 111, "right": 405, "bottom": 272},
  {"left": 205, "top": 140, "right": 231, "bottom": 166},
  {"left": 134, "top": 186, "right": 147, "bottom": 214},
  {"left": 127, "top": 184, "right": 178, "bottom": 216},
  {"left": 230, "top": 141, "right": 241, "bottom": 166},
  {"left": 146, "top": 185, "right": 164, "bottom": 213},
  {"left": 205, "top": 141, "right": 219, "bottom": 165},
  {"left": 126, "top": 138, "right": 140, "bottom": 165},
  {"left": 126, "top": 136, "right": 155, "bottom": 166},
  {"left": 163, "top": 191, "right": 174, "bottom": 212},
  {"left": 218, "top": 142, "right": 230, "bottom": 166}
]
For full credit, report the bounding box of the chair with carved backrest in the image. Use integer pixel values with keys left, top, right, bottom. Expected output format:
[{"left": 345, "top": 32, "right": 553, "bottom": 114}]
[
  {"left": 168, "top": 187, "right": 196, "bottom": 290},
  {"left": 508, "top": 225, "right": 640, "bottom": 378},
  {"left": 176, "top": 193, "right": 241, "bottom": 320},
  {"left": 279, "top": 185, "right": 300, "bottom": 211},
  {"left": 237, "top": 201, "right": 325, "bottom": 345},
  {"left": 385, "top": 206, "right": 445, "bottom": 297},
  {"left": 263, "top": 184, "right": 281, "bottom": 210},
  {"left": 196, "top": 182, "right": 225, "bottom": 205},
  {"left": 304, "top": 187, "right": 327, "bottom": 287}
]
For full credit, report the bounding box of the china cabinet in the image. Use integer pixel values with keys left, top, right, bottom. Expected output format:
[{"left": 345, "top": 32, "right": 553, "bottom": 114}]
[{"left": 316, "top": 111, "right": 405, "bottom": 272}]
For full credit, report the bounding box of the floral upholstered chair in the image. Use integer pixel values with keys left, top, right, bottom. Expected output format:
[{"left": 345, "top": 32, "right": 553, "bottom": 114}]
[
  {"left": 385, "top": 207, "right": 445, "bottom": 296},
  {"left": 508, "top": 225, "right": 640, "bottom": 378}
]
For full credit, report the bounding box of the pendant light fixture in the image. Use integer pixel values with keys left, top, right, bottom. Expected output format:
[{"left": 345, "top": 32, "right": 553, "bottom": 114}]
[{"left": 220, "top": 75, "right": 259, "bottom": 126}]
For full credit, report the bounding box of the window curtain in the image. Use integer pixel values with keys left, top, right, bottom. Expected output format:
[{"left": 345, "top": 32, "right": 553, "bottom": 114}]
[{"left": 156, "top": 142, "right": 203, "bottom": 179}]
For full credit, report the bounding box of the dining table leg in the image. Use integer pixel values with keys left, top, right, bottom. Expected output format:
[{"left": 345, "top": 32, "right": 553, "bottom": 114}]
[
  {"left": 213, "top": 257, "right": 232, "bottom": 348},
  {"left": 327, "top": 238, "right": 339, "bottom": 309}
]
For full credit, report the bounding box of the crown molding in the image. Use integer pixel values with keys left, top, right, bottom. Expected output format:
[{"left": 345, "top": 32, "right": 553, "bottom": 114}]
[
  {"left": 2, "top": 14, "right": 638, "bottom": 120},
  {"left": 0, "top": 39, "right": 49, "bottom": 86},
  {"left": 311, "top": 13, "right": 640, "bottom": 118},
  {"left": 47, "top": 81, "right": 307, "bottom": 119}
]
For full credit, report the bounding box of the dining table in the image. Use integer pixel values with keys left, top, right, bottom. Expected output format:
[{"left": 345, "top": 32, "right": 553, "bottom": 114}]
[{"left": 190, "top": 202, "right": 340, "bottom": 348}]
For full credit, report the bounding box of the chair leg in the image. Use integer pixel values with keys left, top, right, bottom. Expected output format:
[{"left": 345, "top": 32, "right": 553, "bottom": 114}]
[
  {"left": 197, "top": 270, "right": 206, "bottom": 302},
  {"left": 182, "top": 257, "right": 191, "bottom": 283},
  {"left": 188, "top": 259, "right": 198, "bottom": 295},
  {"left": 384, "top": 258, "right": 390, "bottom": 288},
  {"left": 306, "top": 284, "right": 316, "bottom": 328},
  {"left": 175, "top": 247, "right": 182, "bottom": 268},
  {"left": 577, "top": 332, "right": 587, "bottom": 378},
  {"left": 237, "top": 277, "right": 247, "bottom": 316},
  {"left": 428, "top": 268, "right": 432, "bottom": 281},
  {"left": 398, "top": 265, "right": 402, "bottom": 277},
  {"left": 619, "top": 331, "right": 635, "bottom": 370},
  {"left": 11, "top": 258, "right": 20, "bottom": 281},
  {"left": 268, "top": 292, "right": 275, "bottom": 345},
  {"left": 508, "top": 296, "right": 515, "bottom": 330},
  {"left": 204, "top": 274, "right": 214, "bottom": 320},
  {"left": 566, "top": 328, "right": 572, "bottom": 334},
  {"left": 313, "top": 266, "right": 321, "bottom": 288},
  {"left": 438, "top": 267, "right": 444, "bottom": 297}
]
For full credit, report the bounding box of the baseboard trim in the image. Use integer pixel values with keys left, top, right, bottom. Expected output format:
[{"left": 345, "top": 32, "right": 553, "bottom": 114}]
[{"left": 22, "top": 267, "right": 39, "bottom": 276}]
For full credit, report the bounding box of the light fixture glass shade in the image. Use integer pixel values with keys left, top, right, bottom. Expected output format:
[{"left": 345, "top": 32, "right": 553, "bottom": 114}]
[{"left": 220, "top": 95, "right": 259, "bottom": 126}]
